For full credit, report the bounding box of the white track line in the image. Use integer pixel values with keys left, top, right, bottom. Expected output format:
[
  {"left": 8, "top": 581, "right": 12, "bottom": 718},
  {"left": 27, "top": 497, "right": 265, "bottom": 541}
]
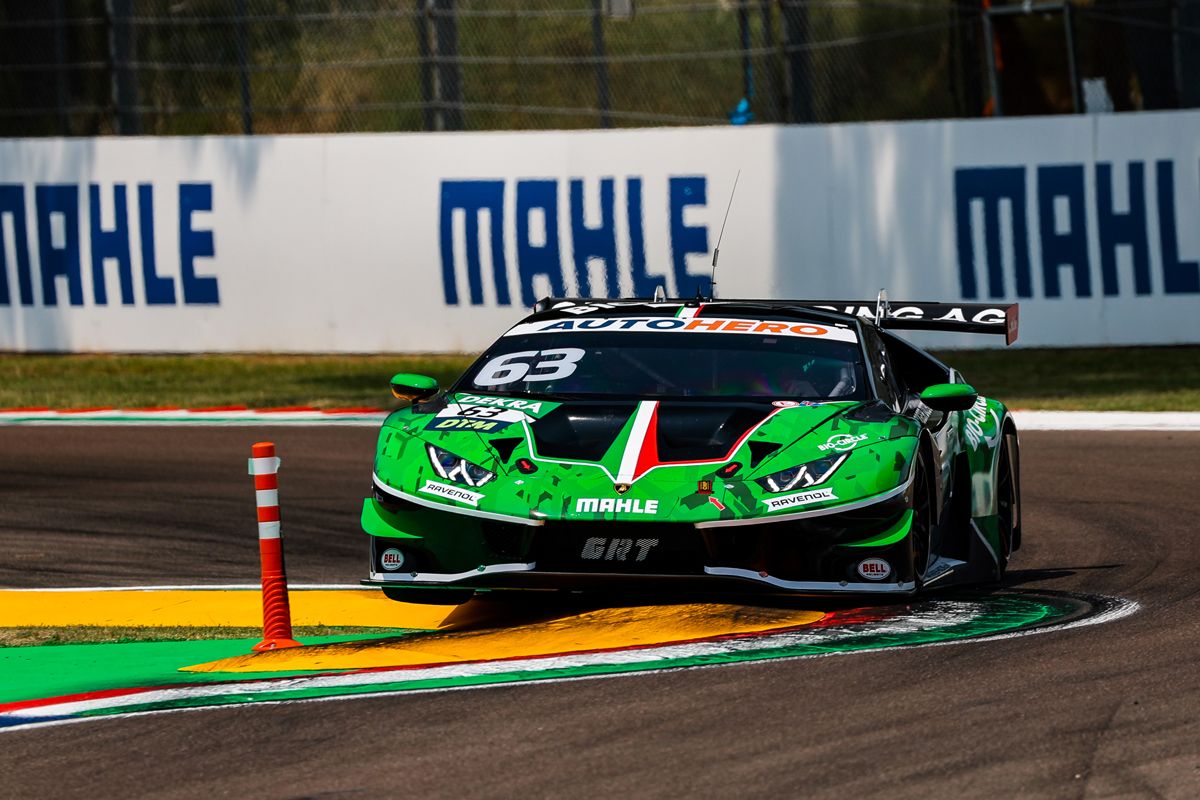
[{"left": 1011, "top": 411, "right": 1200, "bottom": 431}]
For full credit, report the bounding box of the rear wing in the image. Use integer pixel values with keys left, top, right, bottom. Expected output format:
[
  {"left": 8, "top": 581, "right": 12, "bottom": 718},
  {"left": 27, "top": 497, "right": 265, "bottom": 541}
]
[
  {"left": 532, "top": 295, "right": 1019, "bottom": 345},
  {"left": 787, "top": 299, "right": 1019, "bottom": 346}
]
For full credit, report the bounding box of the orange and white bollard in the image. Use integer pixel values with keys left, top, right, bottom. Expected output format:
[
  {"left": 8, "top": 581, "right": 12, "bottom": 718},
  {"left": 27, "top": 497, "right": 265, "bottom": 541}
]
[{"left": 248, "top": 441, "right": 301, "bottom": 651}]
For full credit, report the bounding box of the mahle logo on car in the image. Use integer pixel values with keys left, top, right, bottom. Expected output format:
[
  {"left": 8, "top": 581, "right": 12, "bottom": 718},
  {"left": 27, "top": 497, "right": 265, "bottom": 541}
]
[{"left": 575, "top": 498, "right": 659, "bottom": 514}]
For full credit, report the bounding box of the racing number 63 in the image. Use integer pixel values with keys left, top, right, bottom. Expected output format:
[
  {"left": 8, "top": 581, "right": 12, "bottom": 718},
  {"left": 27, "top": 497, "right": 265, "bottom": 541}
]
[{"left": 474, "top": 348, "right": 585, "bottom": 386}]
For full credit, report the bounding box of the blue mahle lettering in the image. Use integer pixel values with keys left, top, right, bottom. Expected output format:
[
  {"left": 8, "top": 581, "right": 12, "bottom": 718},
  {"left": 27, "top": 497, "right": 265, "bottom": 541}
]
[
  {"left": 0, "top": 184, "right": 34, "bottom": 306},
  {"left": 35, "top": 184, "right": 84, "bottom": 307},
  {"left": 1156, "top": 160, "right": 1200, "bottom": 295},
  {"left": 516, "top": 179, "right": 565, "bottom": 307},
  {"left": 668, "top": 176, "right": 709, "bottom": 298},
  {"left": 1037, "top": 164, "right": 1091, "bottom": 298},
  {"left": 89, "top": 183, "right": 135, "bottom": 306},
  {"left": 138, "top": 184, "right": 176, "bottom": 305},
  {"left": 627, "top": 177, "right": 665, "bottom": 298},
  {"left": 439, "top": 180, "right": 509, "bottom": 306},
  {"left": 570, "top": 178, "right": 618, "bottom": 297},
  {"left": 1096, "top": 162, "right": 1151, "bottom": 296},
  {"left": 954, "top": 167, "right": 1033, "bottom": 300},
  {"left": 179, "top": 183, "right": 219, "bottom": 304}
]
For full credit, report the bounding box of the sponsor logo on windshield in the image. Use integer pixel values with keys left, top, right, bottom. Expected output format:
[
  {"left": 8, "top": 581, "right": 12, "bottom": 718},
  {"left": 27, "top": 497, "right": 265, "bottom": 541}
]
[{"left": 504, "top": 317, "right": 858, "bottom": 343}]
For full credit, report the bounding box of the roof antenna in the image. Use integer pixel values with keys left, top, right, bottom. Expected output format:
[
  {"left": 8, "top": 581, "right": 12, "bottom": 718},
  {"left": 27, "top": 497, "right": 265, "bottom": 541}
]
[{"left": 709, "top": 170, "right": 740, "bottom": 300}]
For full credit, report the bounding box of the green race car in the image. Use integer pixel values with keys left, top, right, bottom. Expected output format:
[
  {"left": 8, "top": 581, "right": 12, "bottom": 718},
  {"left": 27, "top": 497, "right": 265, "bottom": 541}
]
[{"left": 363, "top": 296, "right": 1021, "bottom": 604}]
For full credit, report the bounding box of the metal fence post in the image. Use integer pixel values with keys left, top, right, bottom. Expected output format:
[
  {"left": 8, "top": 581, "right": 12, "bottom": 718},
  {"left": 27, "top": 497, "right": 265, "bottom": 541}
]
[
  {"left": 435, "top": 0, "right": 464, "bottom": 131},
  {"left": 236, "top": 0, "right": 253, "bottom": 134},
  {"left": 760, "top": 0, "right": 781, "bottom": 122},
  {"left": 982, "top": 6, "right": 1003, "bottom": 116},
  {"left": 739, "top": 0, "right": 753, "bottom": 103},
  {"left": 105, "top": 0, "right": 140, "bottom": 135},
  {"left": 52, "top": 0, "right": 70, "bottom": 135},
  {"left": 1063, "top": 1, "right": 1082, "bottom": 113},
  {"left": 781, "top": 1, "right": 813, "bottom": 123},
  {"left": 593, "top": 0, "right": 612, "bottom": 128}
]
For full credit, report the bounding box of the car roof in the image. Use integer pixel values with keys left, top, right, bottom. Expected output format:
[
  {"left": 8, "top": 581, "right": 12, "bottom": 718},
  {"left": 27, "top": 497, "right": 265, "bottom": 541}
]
[{"left": 524, "top": 298, "right": 871, "bottom": 331}]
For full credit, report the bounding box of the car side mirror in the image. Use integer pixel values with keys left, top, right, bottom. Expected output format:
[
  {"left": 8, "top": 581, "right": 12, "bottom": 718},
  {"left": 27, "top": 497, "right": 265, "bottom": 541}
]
[
  {"left": 920, "top": 383, "right": 979, "bottom": 413},
  {"left": 390, "top": 373, "right": 440, "bottom": 403}
]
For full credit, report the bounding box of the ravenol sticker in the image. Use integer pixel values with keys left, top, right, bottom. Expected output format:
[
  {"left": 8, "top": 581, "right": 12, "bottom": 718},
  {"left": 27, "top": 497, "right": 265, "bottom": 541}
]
[
  {"left": 762, "top": 487, "right": 836, "bottom": 512},
  {"left": 818, "top": 433, "right": 868, "bottom": 452},
  {"left": 505, "top": 317, "right": 858, "bottom": 344},
  {"left": 419, "top": 480, "right": 483, "bottom": 507}
]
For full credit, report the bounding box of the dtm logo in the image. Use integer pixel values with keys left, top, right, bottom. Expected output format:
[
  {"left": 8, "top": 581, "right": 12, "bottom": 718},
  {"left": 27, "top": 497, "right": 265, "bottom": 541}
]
[
  {"left": 439, "top": 176, "right": 711, "bottom": 307},
  {"left": 581, "top": 537, "right": 660, "bottom": 562}
]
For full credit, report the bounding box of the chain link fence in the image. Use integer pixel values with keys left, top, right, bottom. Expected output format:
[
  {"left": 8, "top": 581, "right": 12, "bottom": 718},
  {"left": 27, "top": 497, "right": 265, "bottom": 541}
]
[{"left": 0, "top": 0, "right": 1196, "bottom": 137}]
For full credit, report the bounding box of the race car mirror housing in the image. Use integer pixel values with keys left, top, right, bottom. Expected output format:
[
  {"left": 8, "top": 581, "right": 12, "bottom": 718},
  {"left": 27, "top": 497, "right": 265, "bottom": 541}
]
[
  {"left": 920, "top": 383, "right": 979, "bottom": 413},
  {"left": 390, "top": 373, "right": 440, "bottom": 403}
]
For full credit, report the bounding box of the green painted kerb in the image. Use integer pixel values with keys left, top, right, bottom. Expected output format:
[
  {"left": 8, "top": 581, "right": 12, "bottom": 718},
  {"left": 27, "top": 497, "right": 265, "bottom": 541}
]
[{"left": 11, "top": 592, "right": 1098, "bottom": 722}]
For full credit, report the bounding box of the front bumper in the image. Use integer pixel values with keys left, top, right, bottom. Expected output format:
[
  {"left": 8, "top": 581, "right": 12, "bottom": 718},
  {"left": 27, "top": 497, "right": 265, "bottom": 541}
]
[{"left": 364, "top": 478, "right": 918, "bottom": 596}]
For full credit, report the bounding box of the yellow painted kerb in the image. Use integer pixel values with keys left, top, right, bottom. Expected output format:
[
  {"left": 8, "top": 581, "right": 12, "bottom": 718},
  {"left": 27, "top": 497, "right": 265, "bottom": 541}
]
[
  {"left": 186, "top": 603, "right": 826, "bottom": 673},
  {"left": 0, "top": 589, "right": 453, "bottom": 630}
]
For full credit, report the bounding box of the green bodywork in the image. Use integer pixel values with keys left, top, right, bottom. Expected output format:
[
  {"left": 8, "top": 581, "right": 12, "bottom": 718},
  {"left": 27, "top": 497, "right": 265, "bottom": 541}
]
[{"left": 364, "top": 387, "right": 1013, "bottom": 579}]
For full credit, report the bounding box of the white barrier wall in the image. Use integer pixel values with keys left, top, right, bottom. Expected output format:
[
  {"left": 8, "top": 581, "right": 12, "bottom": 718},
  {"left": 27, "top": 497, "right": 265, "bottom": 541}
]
[{"left": 1, "top": 111, "right": 1198, "bottom": 352}]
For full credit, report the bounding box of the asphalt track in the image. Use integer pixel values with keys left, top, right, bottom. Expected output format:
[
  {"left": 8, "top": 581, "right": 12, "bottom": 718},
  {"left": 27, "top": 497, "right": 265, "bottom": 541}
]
[{"left": 2, "top": 427, "right": 1198, "bottom": 799}]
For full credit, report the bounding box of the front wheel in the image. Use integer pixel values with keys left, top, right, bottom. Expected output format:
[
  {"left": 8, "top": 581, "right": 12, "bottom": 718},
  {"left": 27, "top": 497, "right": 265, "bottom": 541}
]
[
  {"left": 994, "top": 431, "right": 1020, "bottom": 580},
  {"left": 381, "top": 586, "right": 475, "bottom": 605},
  {"left": 909, "top": 446, "right": 935, "bottom": 589}
]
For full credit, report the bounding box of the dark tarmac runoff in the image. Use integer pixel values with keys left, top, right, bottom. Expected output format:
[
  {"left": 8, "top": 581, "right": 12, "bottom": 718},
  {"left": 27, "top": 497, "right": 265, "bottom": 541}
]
[{"left": 1, "top": 426, "right": 1198, "bottom": 799}]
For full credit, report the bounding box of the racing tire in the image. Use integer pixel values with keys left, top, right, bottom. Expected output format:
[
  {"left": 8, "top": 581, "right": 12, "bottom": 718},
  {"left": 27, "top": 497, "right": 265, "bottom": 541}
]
[
  {"left": 382, "top": 586, "right": 475, "bottom": 605},
  {"left": 909, "top": 446, "right": 934, "bottom": 590},
  {"left": 994, "top": 432, "right": 1019, "bottom": 581}
]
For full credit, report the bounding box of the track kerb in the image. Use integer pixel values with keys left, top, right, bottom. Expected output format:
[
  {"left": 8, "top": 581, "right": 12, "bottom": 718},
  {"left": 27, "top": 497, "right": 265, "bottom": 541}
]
[{"left": 248, "top": 441, "right": 301, "bottom": 652}]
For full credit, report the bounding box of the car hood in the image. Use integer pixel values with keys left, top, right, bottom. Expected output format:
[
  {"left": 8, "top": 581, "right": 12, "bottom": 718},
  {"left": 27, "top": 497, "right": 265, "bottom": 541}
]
[{"left": 373, "top": 392, "right": 918, "bottom": 523}]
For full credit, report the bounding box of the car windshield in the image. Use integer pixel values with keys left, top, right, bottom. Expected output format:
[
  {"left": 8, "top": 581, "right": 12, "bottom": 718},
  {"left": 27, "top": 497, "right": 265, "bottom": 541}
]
[{"left": 458, "top": 319, "right": 868, "bottom": 401}]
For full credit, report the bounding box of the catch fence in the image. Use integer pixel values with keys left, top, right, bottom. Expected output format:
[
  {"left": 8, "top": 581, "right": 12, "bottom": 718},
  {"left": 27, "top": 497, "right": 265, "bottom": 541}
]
[{"left": 1, "top": 0, "right": 1196, "bottom": 136}]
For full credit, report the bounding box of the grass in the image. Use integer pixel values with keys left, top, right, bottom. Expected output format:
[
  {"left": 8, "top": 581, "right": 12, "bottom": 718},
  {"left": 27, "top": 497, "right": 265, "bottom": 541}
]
[
  {"left": 0, "top": 347, "right": 1196, "bottom": 412},
  {"left": 940, "top": 346, "right": 1200, "bottom": 412},
  {"left": 0, "top": 625, "right": 412, "bottom": 648},
  {"left": 0, "top": 353, "right": 474, "bottom": 410}
]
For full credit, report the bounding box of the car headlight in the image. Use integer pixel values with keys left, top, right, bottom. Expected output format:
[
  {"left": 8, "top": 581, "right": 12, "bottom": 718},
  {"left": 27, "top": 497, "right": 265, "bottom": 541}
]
[
  {"left": 757, "top": 453, "right": 848, "bottom": 493},
  {"left": 426, "top": 444, "right": 496, "bottom": 487}
]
